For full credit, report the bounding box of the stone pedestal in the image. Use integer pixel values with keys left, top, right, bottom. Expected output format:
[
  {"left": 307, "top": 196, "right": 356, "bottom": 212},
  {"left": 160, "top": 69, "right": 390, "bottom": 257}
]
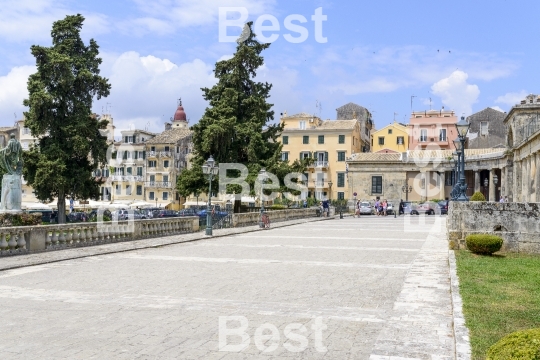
[{"left": 0, "top": 174, "right": 22, "bottom": 213}]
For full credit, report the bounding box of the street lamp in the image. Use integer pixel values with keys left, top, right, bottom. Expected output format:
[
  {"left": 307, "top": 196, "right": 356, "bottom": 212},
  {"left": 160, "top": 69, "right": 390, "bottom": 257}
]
[
  {"left": 202, "top": 155, "right": 219, "bottom": 236},
  {"left": 258, "top": 168, "right": 267, "bottom": 227},
  {"left": 484, "top": 177, "right": 489, "bottom": 199},
  {"left": 401, "top": 183, "right": 413, "bottom": 202},
  {"left": 454, "top": 117, "right": 470, "bottom": 201},
  {"left": 494, "top": 174, "right": 499, "bottom": 201}
]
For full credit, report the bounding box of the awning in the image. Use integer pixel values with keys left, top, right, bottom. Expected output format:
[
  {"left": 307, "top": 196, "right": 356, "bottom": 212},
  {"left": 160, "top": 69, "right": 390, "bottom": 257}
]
[
  {"left": 22, "top": 202, "right": 51, "bottom": 210},
  {"left": 130, "top": 201, "right": 153, "bottom": 208},
  {"left": 183, "top": 201, "right": 205, "bottom": 206}
]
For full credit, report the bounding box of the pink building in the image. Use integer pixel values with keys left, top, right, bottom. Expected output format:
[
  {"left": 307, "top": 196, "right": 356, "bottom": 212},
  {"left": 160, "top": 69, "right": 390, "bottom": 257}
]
[{"left": 408, "top": 109, "right": 459, "bottom": 151}]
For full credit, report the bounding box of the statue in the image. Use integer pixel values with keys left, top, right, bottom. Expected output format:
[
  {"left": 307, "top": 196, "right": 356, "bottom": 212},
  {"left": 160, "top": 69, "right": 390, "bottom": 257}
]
[{"left": 0, "top": 134, "right": 23, "bottom": 213}]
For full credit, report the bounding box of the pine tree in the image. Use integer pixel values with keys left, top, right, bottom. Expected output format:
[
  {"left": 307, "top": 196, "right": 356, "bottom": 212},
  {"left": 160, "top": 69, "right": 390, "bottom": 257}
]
[
  {"left": 177, "top": 22, "right": 307, "bottom": 204},
  {"left": 22, "top": 14, "right": 111, "bottom": 223}
]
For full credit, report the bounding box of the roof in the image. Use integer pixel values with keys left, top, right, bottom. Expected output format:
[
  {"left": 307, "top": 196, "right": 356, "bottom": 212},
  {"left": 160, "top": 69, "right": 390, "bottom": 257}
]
[
  {"left": 283, "top": 112, "right": 316, "bottom": 119},
  {"left": 371, "top": 122, "right": 408, "bottom": 135},
  {"left": 145, "top": 128, "right": 192, "bottom": 144},
  {"left": 319, "top": 119, "right": 357, "bottom": 130},
  {"left": 348, "top": 148, "right": 504, "bottom": 163}
]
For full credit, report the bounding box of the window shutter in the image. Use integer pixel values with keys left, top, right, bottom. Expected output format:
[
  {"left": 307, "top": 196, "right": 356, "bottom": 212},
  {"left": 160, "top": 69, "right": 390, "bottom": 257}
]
[
  {"left": 143, "top": 151, "right": 146, "bottom": 159},
  {"left": 134, "top": 151, "right": 138, "bottom": 159},
  {"left": 325, "top": 152, "right": 328, "bottom": 161}
]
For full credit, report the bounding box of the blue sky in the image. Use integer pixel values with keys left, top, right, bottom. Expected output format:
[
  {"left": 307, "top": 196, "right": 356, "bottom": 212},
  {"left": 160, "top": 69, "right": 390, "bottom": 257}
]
[{"left": 0, "top": 0, "right": 538, "bottom": 134}]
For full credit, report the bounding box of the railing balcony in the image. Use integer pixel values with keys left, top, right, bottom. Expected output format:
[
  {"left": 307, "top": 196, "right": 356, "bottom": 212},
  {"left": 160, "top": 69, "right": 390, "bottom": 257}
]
[
  {"left": 110, "top": 175, "right": 143, "bottom": 182},
  {"left": 160, "top": 151, "right": 172, "bottom": 157},
  {"left": 309, "top": 161, "right": 329, "bottom": 168},
  {"left": 147, "top": 151, "right": 157, "bottom": 158},
  {"left": 146, "top": 181, "right": 173, "bottom": 188}
]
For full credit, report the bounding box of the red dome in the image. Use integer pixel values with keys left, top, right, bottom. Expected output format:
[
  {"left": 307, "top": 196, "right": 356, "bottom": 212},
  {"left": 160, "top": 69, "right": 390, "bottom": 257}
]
[{"left": 173, "top": 105, "right": 187, "bottom": 121}]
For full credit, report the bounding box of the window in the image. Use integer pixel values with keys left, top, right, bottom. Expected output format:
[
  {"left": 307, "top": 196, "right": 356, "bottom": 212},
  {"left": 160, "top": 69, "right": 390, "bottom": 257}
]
[
  {"left": 149, "top": 192, "right": 155, "bottom": 200},
  {"left": 137, "top": 167, "right": 143, "bottom": 176},
  {"left": 337, "top": 151, "right": 346, "bottom": 162},
  {"left": 115, "top": 185, "right": 121, "bottom": 195},
  {"left": 163, "top": 192, "right": 168, "bottom": 200},
  {"left": 150, "top": 175, "right": 155, "bottom": 182},
  {"left": 378, "top": 137, "right": 385, "bottom": 145},
  {"left": 337, "top": 192, "right": 345, "bottom": 200},
  {"left": 136, "top": 185, "right": 142, "bottom": 195},
  {"left": 163, "top": 175, "right": 169, "bottom": 183},
  {"left": 316, "top": 173, "right": 324, "bottom": 187},
  {"left": 299, "top": 121, "right": 306, "bottom": 130},
  {"left": 388, "top": 129, "right": 393, "bottom": 134},
  {"left": 127, "top": 167, "right": 132, "bottom": 175},
  {"left": 283, "top": 136, "right": 289, "bottom": 145},
  {"left": 371, "top": 176, "right": 383, "bottom": 194},
  {"left": 480, "top": 122, "right": 488, "bottom": 136},
  {"left": 303, "top": 136, "right": 309, "bottom": 144},
  {"left": 420, "top": 129, "right": 427, "bottom": 142},
  {"left": 164, "top": 146, "right": 170, "bottom": 152},
  {"left": 397, "top": 136, "right": 404, "bottom": 145},
  {"left": 23, "top": 127, "right": 30, "bottom": 135},
  {"left": 148, "top": 160, "right": 156, "bottom": 168},
  {"left": 300, "top": 152, "right": 310, "bottom": 160},
  {"left": 138, "top": 151, "right": 144, "bottom": 159},
  {"left": 151, "top": 146, "right": 155, "bottom": 152},
  {"left": 126, "top": 185, "right": 132, "bottom": 196},
  {"left": 318, "top": 135, "right": 324, "bottom": 144},
  {"left": 281, "top": 152, "right": 289, "bottom": 161},
  {"left": 164, "top": 160, "right": 169, "bottom": 168},
  {"left": 439, "top": 129, "right": 447, "bottom": 141},
  {"left": 445, "top": 171, "right": 456, "bottom": 186},
  {"left": 338, "top": 135, "right": 345, "bottom": 144},
  {"left": 337, "top": 173, "right": 345, "bottom": 188}
]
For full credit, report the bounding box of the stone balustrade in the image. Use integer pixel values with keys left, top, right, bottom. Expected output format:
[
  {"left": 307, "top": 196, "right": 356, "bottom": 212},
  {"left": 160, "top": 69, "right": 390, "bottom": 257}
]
[
  {"left": 232, "top": 208, "right": 318, "bottom": 227},
  {"left": 0, "top": 217, "right": 199, "bottom": 256},
  {"left": 448, "top": 201, "right": 540, "bottom": 253},
  {"left": 0, "top": 208, "right": 319, "bottom": 257}
]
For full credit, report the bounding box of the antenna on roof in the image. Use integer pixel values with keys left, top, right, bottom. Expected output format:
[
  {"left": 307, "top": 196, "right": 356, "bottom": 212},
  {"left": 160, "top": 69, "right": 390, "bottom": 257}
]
[{"left": 315, "top": 100, "right": 322, "bottom": 117}]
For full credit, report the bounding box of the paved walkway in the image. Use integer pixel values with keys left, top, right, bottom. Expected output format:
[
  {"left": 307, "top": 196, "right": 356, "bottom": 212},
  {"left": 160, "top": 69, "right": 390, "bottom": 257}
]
[{"left": 0, "top": 215, "right": 455, "bottom": 359}]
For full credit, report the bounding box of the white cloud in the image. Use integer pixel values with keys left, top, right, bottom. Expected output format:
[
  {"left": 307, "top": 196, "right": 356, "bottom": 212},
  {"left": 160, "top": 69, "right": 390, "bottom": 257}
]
[
  {"left": 431, "top": 70, "right": 480, "bottom": 116},
  {"left": 0, "top": 65, "right": 35, "bottom": 123},
  {"left": 123, "top": 0, "right": 276, "bottom": 35},
  {"left": 495, "top": 90, "right": 528, "bottom": 107},
  {"left": 0, "top": 0, "right": 109, "bottom": 42}
]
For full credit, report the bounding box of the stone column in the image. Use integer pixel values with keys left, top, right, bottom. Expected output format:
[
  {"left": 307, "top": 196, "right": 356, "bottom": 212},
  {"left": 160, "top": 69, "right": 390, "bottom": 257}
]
[
  {"left": 536, "top": 153, "right": 540, "bottom": 202},
  {"left": 489, "top": 169, "right": 496, "bottom": 202},
  {"left": 525, "top": 156, "right": 531, "bottom": 202},
  {"left": 532, "top": 155, "right": 537, "bottom": 203},
  {"left": 423, "top": 171, "right": 429, "bottom": 201},
  {"left": 439, "top": 171, "right": 445, "bottom": 200},
  {"left": 500, "top": 167, "right": 506, "bottom": 198},
  {"left": 474, "top": 170, "right": 480, "bottom": 193}
]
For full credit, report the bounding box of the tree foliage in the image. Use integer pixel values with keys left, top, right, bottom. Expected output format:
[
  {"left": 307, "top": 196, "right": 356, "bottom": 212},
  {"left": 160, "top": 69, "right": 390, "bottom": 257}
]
[
  {"left": 177, "top": 22, "right": 309, "bottom": 198},
  {"left": 22, "top": 14, "right": 111, "bottom": 223}
]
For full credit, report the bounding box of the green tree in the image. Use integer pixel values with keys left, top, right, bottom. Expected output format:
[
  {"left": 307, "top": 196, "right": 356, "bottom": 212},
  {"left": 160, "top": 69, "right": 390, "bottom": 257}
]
[
  {"left": 177, "top": 22, "right": 309, "bottom": 204},
  {"left": 22, "top": 14, "right": 111, "bottom": 223}
]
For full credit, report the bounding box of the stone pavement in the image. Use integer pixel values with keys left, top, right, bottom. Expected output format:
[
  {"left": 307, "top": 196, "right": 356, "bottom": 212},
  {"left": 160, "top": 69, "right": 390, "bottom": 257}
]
[{"left": 0, "top": 215, "right": 460, "bottom": 359}]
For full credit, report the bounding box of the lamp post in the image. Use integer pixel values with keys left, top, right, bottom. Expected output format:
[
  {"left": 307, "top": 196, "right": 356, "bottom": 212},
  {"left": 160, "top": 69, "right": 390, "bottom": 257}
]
[
  {"left": 455, "top": 117, "right": 471, "bottom": 201},
  {"left": 494, "top": 174, "right": 499, "bottom": 201},
  {"left": 328, "top": 180, "right": 333, "bottom": 201},
  {"left": 202, "top": 156, "right": 219, "bottom": 236},
  {"left": 258, "top": 168, "right": 266, "bottom": 227},
  {"left": 484, "top": 177, "right": 489, "bottom": 199},
  {"left": 402, "top": 183, "right": 413, "bottom": 202}
]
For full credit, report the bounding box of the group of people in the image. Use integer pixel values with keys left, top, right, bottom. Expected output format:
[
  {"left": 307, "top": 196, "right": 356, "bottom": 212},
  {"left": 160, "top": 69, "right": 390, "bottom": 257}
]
[{"left": 354, "top": 199, "right": 390, "bottom": 217}]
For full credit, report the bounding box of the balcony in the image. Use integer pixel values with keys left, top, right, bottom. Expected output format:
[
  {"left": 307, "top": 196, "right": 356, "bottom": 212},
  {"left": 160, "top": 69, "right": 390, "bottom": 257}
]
[
  {"left": 146, "top": 181, "right": 173, "bottom": 188},
  {"left": 147, "top": 151, "right": 157, "bottom": 158},
  {"left": 110, "top": 175, "right": 144, "bottom": 182},
  {"left": 160, "top": 151, "right": 172, "bottom": 157},
  {"left": 308, "top": 161, "right": 329, "bottom": 169},
  {"left": 308, "top": 181, "right": 330, "bottom": 189}
]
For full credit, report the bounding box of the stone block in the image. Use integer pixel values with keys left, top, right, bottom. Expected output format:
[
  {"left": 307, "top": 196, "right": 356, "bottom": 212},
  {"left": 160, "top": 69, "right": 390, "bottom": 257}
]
[{"left": 25, "top": 227, "right": 47, "bottom": 251}]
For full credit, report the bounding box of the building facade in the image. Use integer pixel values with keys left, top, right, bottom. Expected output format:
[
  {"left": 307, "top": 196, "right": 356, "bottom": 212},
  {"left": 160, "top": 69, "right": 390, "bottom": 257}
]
[
  {"left": 144, "top": 101, "right": 193, "bottom": 210},
  {"left": 466, "top": 107, "right": 507, "bottom": 149},
  {"left": 371, "top": 122, "right": 409, "bottom": 153},
  {"left": 336, "top": 102, "right": 373, "bottom": 152},
  {"left": 279, "top": 112, "right": 361, "bottom": 201},
  {"left": 408, "top": 109, "right": 458, "bottom": 151}
]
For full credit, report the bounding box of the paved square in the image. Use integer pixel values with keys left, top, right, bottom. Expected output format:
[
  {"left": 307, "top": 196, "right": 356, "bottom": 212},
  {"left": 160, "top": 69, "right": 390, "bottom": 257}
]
[{"left": 0, "top": 216, "right": 453, "bottom": 359}]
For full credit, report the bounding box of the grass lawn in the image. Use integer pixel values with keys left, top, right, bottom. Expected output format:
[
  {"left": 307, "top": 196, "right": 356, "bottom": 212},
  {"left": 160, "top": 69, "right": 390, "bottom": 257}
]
[{"left": 455, "top": 250, "right": 540, "bottom": 359}]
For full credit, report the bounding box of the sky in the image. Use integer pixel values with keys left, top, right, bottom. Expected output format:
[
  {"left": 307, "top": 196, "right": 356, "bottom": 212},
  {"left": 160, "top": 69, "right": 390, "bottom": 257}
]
[{"left": 0, "top": 0, "right": 539, "bottom": 135}]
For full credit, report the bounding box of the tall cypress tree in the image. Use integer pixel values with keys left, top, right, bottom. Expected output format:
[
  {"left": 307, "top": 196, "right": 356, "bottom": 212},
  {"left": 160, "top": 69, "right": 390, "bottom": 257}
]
[
  {"left": 22, "top": 14, "right": 111, "bottom": 223},
  {"left": 177, "top": 22, "right": 307, "bottom": 201}
]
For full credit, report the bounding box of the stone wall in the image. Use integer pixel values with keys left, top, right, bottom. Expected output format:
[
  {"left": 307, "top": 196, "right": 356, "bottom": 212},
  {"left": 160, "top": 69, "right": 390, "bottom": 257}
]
[
  {"left": 232, "top": 208, "right": 318, "bottom": 227},
  {"left": 447, "top": 201, "right": 540, "bottom": 253}
]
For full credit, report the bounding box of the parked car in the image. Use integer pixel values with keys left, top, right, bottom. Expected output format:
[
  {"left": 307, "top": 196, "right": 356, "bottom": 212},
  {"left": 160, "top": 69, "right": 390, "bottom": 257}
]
[
  {"left": 402, "top": 201, "right": 413, "bottom": 214},
  {"left": 111, "top": 209, "right": 129, "bottom": 221},
  {"left": 178, "top": 208, "right": 199, "bottom": 217},
  {"left": 438, "top": 200, "right": 449, "bottom": 215},
  {"left": 152, "top": 210, "right": 178, "bottom": 218},
  {"left": 359, "top": 202, "right": 373, "bottom": 215},
  {"left": 386, "top": 203, "right": 394, "bottom": 215},
  {"left": 412, "top": 202, "right": 438, "bottom": 215}
]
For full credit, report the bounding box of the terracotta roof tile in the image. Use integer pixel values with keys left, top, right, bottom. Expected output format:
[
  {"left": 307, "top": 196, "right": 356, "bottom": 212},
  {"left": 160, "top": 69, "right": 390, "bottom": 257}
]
[{"left": 145, "top": 129, "right": 192, "bottom": 144}]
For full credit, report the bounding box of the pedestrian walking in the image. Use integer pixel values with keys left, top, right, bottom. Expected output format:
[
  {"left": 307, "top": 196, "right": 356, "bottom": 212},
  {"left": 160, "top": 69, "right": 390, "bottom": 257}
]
[
  {"left": 374, "top": 199, "right": 380, "bottom": 216},
  {"left": 399, "top": 199, "right": 404, "bottom": 216},
  {"left": 382, "top": 200, "right": 388, "bottom": 216},
  {"left": 322, "top": 199, "right": 330, "bottom": 217}
]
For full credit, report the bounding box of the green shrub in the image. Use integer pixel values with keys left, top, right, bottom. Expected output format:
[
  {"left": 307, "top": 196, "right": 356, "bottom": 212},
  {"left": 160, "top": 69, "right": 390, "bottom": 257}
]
[
  {"left": 0, "top": 213, "right": 41, "bottom": 227},
  {"left": 466, "top": 234, "right": 503, "bottom": 255},
  {"left": 268, "top": 205, "right": 286, "bottom": 210},
  {"left": 470, "top": 191, "right": 486, "bottom": 201},
  {"left": 487, "top": 328, "right": 540, "bottom": 360}
]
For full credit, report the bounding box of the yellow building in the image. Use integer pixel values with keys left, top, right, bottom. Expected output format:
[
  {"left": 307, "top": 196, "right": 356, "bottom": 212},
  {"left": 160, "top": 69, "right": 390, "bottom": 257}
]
[
  {"left": 279, "top": 112, "right": 362, "bottom": 201},
  {"left": 370, "top": 122, "right": 409, "bottom": 153}
]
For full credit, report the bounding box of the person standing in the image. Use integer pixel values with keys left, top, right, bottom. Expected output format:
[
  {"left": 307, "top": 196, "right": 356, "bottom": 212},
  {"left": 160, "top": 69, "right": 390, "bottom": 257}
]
[
  {"left": 374, "top": 199, "right": 380, "bottom": 216},
  {"left": 382, "top": 200, "right": 388, "bottom": 216},
  {"left": 399, "top": 199, "right": 404, "bottom": 216},
  {"left": 322, "top": 199, "right": 330, "bottom": 217}
]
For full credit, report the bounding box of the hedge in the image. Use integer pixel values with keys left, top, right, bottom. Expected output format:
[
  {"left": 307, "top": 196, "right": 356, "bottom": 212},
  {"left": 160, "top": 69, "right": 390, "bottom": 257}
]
[
  {"left": 470, "top": 191, "right": 486, "bottom": 201},
  {"left": 0, "top": 213, "right": 41, "bottom": 227},
  {"left": 466, "top": 234, "right": 503, "bottom": 255},
  {"left": 487, "top": 328, "right": 540, "bottom": 360}
]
